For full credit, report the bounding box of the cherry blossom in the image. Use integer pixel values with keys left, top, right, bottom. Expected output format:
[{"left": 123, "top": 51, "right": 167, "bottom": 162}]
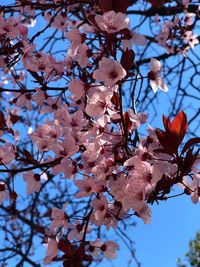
[
  {"left": 92, "top": 194, "right": 108, "bottom": 221},
  {"left": 67, "top": 220, "right": 88, "bottom": 241},
  {"left": 122, "top": 32, "right": 147, "bottom": 50},
  {"left": 0, "top": 143, "right": 15, "bottom": 164},
  {"left": 23, "top": 172, "right": 41, "bottom": 194},
  {"left": 75, "top": 178, "right": 96, "bottom": 198},
  {"left": 66, "top": 28, "right": 83, "bottom": 56},
  {"left": 0, "top": 2, "right": 200, "bottom": 266},
  {"left": 95, "top": 11, "right": 130, "bottom": 33},
  {"left": 50, "top": 207, "right": 69, "bottom": 230},
  {"left": 182, "top": 31, "right": 199, "bottom": 49},
  {"left": 0, "top": 182, "right": 9, "bottom": 204},
  {"left": 52, "top": 135, "right": 79, "bottom": 158},
  {"left": 93, "top": 57, "right": 126, "bottom": 87},
  {"left": 85, "top": 86, "right": 114, "bottom": 117},
  {"left": 0, "top": 16, "right": 27, "bottom": 39},
  {"left": 101, "top": 240, "right": 119, "bottom": 259},
  {"left": 68, "top": 79, "right": 86, "bottom": 101},
  {"left": 44, "top": 238, "right": 58, "bottom": 264},
  {"left": 52, "top": 158, "right": 74, "bottom": 179},
  {"left": 148, "top": 58, "right": 168, "bottom": 93},
  {"left": 68, "top": 43, "right": 89, "bottom": 68}
]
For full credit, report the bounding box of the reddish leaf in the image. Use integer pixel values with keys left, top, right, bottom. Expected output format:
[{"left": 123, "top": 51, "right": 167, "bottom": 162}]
[
  {"left": 163, "top": 111, "right": 187, "bottom": 141},
  {"left": 10, "top": 191, "right": 18, "bottom": 201},
  {"left": 58, "top": 240, "right": 72, "bottom": 254},
  {"left": 111, "top": 91, "right": 120, "bottom": 108},
  {"left": 113, "top": 0, "right": 129, "bottom": 13},
  {"left": 9, "top": 113, "right": 20, "bottom": 124},
  {"left": 159, "top": 111, "right": 188, "bottom": 153},
  {"left": 120, "top": 49, "right": 135, "bottom": 71},
  {"left": 0, "top": 110, "right": 6, "bottom": 130},
  {"left": 98, "top": 0, "right": 113, "bottom": 12},
  {"left": 181, "top": 137, "right": 200, "bottom": 155},
  {"left": 87, "top": 15, "right": 100, "bottom": 30},
  {"left": 162, "top": 115, "right": 171, "bottom": 132},
  {"left": 124, "top": 112, "right": 132, "bottom": 131},
  {"left": 168, "top": 111, "right": 187, "bottom": 144},
  {"left": 147, "top": 0, "right": 172, "bottom": 8},
  {"left": 155, "top": 129, "right": 177, "bottom": 155},
  {"left": 119, "top": 28, "right": 132, "bottom": 40},
  {"left": 180, "top": 148, "right": 199, "bottom": 176},
  {"left": 147, "top": 0, "right": 164, "bottom": 8},
  {"left": 98, "top": 0, "right": 129, "bottom": 13}
]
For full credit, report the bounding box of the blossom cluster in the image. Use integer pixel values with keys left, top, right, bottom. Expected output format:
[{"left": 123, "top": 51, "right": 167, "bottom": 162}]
[{"left": 0, "top": 0, "right": 199, "bottom": 266}]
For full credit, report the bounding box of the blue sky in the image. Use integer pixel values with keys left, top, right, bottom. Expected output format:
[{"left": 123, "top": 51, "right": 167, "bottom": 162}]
[{"left": 0, "top": 1, "right": 200, "bottom": 266}]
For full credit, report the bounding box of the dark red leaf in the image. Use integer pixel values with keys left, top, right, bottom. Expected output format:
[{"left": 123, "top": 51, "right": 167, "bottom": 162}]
[
  {"left": 155, "top": 129, "right": 177, "bottom": 155},
  {"left": 111, "top": 91, "right": 120, "bottom": 108},
  {"left": 0, "top": 110, "right": 6, "bottom": 130},
  {"left": 169, "top": 111, "right": 188, "bottom": 145},
  {"left": 11, "top": 191, "right": 18, "bottom": 201},
  {"left": 162, "top": 115, "right": 171, "bottom": 132},
  {"left": 9, "top": 113, "right": 20, "bottom": 124},
  {"left": 158, "top": 111, "right": 188, "bottom": 153},
  {"left": 87, "top": 15, "right": 100, "bottom": 30},
  {"left": 120, "top": 49, "right": 135, "bottom": 71},
  {"left": 181, "top": 137, "right": 200, "bottom": 155},
  {"left": 147, "top": 0, "right": 172, "bottom": 8},
  {"left": 98, "top": 0, "right": 113, "bottom": 12},
  {"left": 119, "top": 28, "right": 132, "bottom": 40},
  {"left": 180, "top": 148, "right": 199, "bottom": 176},
  {"left": 58, "top": 240, "right": 72, "bottom": 254},
  {"left": 113, "top": 0, "right": 129, "bottom": 13},
  {"left": 124, "top": 112, "right": 132, "bottom": 131}
]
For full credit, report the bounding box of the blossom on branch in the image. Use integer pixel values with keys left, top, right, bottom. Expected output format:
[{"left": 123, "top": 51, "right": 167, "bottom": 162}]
[
  {"left": 148, "top": 58, "right": 168, "bottom": 93},
  {"left": 93, "top": 57, "right": 126, "bottom": 87},
  {"left": 95, "top": 11, "right": 130, "bottom": 33}
]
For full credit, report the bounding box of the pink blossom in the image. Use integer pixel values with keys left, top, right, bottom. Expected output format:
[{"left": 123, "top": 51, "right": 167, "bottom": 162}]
[
  {"left": 50, "top": 207, "right": 69, "bottom": 230},
  {"left": 0, "top": 16, "right": 27, "bottom": 38},
  {"left": 32, "top": 87, "right": 46, "bottom": 106},
  {"left": 44, "top": 238, "right": 58, "bottom": 264},
  {"left": 85, "top": 86, "right": 113, "bottom": 117},
  {"left": 75, "top": 178, "right": 95, "bottom": 198},
  {"left": 183, "top": 0, "right": 190, "bottom": 8},
  {"left": 127, "top": 110, "right": 148, "bottom": 131},
  {"left": 67, "top": 220, "right": 90, "bottom": 241},
  {"left": 182, "top": 31, "right": 199, "bottom": 49},
  {"left": 68, "top": 43, "right": 89, "bottom": 68},
  {"left": 0, "top": 181, "right": 9, "bottom": 204},
  {"left": 31, "top": 121, "right": 61, "bottom": 151},
  {"left": 67, "top": 110, "right": 88, "bottom": 130},
  {"left": 66, "top": 28, "right": 82, "bottom": 56},
  {"left": 52, "top": 134, "right": 79, "bottom": 158},
  {"left": 91, "top": 158, "right": 113, "bottom": 180},
  {"left": 44, "top": 12, "right": 69, "bottom": 31},
  {"left": 92, "top": 195, "right": 108, "bottom": 221},
  {"left": 68, "top": 79, "right": 86, "bottom": 101},
  {"left": 95, "top": 11, "right": 130, "bottom": 33},
  {"left": 0, "top": 143, "right": 15, "bottom": 164},
  {"left": 122, "top": 32, "right": 147, "bottom": 50},
  {"left": 93, "top": 57, "right": 126, "bottom": 87},
  {"left": 184, "top": 12, "right": 195, "bottom": 26},
  {"left": 52, "top": 158, "right": 74, "bottom": 179},
  {"left": 182, "top": 174, "right": 200, "bottom": 204},
  {"left": 101, "top": 240, "right": 119, "bottom": 259},
  {"left": 148, "top": 58, "right": 168, "bottom": 93},
  {"left": 82, "top": 140, "right": 101, "bottom": 162},
  {"left": 23, "top": 171, "right": 40, "bottom": 194},
  {"left": 135, "top": 204, "right": 151, "bottom": 224},
  {"left": 13, "top": 92, "right": 33, "bottom": 110}
]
